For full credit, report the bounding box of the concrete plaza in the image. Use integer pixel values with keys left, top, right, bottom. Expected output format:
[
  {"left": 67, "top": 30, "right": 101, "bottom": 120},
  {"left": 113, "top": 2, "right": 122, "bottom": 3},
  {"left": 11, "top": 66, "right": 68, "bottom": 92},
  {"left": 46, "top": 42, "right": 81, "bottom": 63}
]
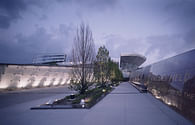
[{"left": 0, "top": 82, "right": 193, "bottom": 125}]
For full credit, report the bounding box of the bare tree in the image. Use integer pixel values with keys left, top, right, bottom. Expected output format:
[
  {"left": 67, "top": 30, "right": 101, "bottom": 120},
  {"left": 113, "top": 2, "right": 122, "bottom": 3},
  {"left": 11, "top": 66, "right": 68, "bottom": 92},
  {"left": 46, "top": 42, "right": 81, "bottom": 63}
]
[{"left": 70, "top": 23, "right": 96, "bottom": 94}]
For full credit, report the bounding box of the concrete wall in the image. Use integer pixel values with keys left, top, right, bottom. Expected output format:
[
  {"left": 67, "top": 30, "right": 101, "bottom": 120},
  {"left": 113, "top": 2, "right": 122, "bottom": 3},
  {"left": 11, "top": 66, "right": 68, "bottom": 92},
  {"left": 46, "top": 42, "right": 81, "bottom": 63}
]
[{"left": 0, "top": 64, "right": 72, "bottom": 89}]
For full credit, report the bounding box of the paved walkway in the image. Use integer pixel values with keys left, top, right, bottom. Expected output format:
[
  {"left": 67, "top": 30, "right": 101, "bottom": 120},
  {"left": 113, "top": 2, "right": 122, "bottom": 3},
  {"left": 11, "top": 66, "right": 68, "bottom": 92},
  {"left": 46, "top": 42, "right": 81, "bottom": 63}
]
[
  {"left": 0, "top": 82, "right": 193, "bottom": 125},
  {"left": 81, "top": 82, "right": 192, "bottom": 125}
]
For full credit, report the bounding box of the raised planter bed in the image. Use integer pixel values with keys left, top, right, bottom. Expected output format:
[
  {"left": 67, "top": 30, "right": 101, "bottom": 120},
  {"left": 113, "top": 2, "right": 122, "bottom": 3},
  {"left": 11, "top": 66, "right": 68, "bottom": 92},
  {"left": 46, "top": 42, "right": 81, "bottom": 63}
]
[{"left": 30, "top": 85, "right": 114, "bottom": 110}]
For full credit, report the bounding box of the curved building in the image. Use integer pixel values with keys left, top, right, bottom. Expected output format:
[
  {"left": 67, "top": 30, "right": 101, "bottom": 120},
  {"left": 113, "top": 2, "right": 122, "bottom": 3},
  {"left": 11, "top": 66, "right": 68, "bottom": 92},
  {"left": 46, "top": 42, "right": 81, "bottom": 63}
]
[{"left": 120, "top": 53, "right": 146, "bottom": 78}]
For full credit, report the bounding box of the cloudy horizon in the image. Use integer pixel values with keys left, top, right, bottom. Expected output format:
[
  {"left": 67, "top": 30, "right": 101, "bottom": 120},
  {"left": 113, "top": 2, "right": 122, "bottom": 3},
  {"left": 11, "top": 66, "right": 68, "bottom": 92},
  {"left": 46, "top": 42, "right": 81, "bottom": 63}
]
[{"left": 0, "top": 0, "right": 195, "bottom": 66}]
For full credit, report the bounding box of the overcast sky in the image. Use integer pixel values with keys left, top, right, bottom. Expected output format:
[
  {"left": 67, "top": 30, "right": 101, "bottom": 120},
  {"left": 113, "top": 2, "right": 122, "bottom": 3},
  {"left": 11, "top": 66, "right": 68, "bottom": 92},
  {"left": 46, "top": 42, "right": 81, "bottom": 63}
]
[{"left": 0, "top": 0, "right": 195, "bottom": 65}]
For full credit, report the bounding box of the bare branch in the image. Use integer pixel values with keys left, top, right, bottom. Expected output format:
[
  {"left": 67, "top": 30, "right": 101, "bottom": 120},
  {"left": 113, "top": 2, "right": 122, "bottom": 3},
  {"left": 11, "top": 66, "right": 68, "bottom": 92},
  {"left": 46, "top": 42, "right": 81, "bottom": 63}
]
[{"left": 70, "top": 23, "right": 96, "bottom": 94}]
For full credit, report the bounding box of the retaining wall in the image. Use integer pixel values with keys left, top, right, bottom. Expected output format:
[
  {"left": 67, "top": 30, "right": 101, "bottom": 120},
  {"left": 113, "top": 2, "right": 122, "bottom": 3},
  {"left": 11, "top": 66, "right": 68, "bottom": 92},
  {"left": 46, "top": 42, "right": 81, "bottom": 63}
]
[{"left": 0, "top": 64, "right": 72, "bottom": 89}]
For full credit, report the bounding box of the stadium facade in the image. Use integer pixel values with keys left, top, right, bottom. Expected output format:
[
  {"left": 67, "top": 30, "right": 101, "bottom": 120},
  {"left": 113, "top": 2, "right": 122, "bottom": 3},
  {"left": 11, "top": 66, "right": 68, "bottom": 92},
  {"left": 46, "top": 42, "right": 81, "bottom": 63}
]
[
  {"left": 120, "top": 54, "right": 146, "bottom": 79},
  {"left": 33, "top": 54, "right": 66, "bottom": 65}
]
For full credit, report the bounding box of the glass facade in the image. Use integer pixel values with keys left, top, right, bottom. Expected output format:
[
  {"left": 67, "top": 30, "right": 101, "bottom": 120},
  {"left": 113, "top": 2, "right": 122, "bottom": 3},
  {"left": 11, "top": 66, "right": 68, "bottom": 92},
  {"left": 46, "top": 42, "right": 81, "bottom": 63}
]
[{"left": 130, "top": 49, "right": 195, "bottom": 124}]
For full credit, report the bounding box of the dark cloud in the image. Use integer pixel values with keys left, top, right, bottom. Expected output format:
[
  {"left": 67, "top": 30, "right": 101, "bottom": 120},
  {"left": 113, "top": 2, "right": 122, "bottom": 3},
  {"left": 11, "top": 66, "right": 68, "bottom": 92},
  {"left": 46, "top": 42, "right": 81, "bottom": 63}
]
[
  {"left": 165, "top": 0, "right": 195, "bottom": 30},
  {"left": 0, "top": 24, "right": 75, "bottom": 63},
  {"left": 102, "top": 30, "right": 195, "bottom": 65},
  {"left": 0, "top": 15, "right": 11, "bottom": 29},
  {"left": 0, "top": 0, "right": 46, "bottom": 29},
  {"left": 145, "top": 30, "right": 195, "bottom": 64},
  {"left": 57, "top": 0, "right": 117, "bottom": 11},
  {"left": 145, "top": 34, "right": 183, "bottom": 57},
  {"left": 39, "top": 14, "right": 48, "bottom": 20},
  {"left": 0, "top": 0, "right": 194, "bottom": 65},
  {"left": 184, "top": 28, "right": 195, "bottom": 47},
  {"left": 76, "top": 0, "right": 117, "bottom": 10},
  {"left": 0, "top": 0, "right": 27, "bottom": 29},
  {"left": 103, "top": 34, "right": 148, "bottom": 58}
]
